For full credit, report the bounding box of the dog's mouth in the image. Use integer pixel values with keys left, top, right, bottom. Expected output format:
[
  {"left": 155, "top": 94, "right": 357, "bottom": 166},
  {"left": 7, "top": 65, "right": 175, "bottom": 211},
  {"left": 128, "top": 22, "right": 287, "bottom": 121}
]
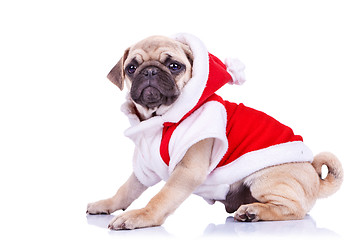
[
  {"left": 130, "top": 70, "right": 180, "bottom": 109},
  {"left": 140, "top": 86, "right": 163, "bottom": 109},
  {"left": 134, "top": 86, "right": 179, "bottom": 109}
]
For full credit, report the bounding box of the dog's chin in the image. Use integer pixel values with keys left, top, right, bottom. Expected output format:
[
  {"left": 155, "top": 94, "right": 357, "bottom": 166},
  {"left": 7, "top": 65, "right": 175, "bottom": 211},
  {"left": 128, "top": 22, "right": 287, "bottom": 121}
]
[
  {"left": 131, "top": 86, "right": 179, "bottom": 119},
  {"left": 138, "top": 86, "right": 163, "bottom": 109}
]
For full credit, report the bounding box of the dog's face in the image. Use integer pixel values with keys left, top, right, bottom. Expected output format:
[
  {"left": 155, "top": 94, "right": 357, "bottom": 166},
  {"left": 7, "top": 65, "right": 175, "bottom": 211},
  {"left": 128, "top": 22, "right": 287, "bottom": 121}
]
[{"left": 108, "top": 36, "right": 193, "bottom": 119}]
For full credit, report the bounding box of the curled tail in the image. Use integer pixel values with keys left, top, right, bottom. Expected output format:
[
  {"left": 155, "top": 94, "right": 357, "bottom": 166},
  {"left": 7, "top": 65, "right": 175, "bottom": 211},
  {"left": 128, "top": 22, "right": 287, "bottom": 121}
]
[{"left": 312, "top": 152, "right": 344, "bottom": 198}]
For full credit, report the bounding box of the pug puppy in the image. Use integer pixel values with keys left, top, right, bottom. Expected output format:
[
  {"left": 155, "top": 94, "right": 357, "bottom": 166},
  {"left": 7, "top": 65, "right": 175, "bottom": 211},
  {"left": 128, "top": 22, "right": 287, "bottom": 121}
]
[{"left": 87, "top": 34, "right": 343, "bottom": 230}]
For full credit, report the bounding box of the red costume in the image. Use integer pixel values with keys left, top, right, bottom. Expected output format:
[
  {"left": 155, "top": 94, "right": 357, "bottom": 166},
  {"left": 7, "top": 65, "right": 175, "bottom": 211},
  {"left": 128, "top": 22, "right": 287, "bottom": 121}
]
[{"left": 122, "top": 34, "right": 313, "bottom": 203}]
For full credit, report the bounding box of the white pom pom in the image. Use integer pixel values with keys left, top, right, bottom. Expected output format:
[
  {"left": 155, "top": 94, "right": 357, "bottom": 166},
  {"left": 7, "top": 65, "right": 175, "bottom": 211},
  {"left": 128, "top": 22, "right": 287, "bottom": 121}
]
[{"left": 225, "top": 58, "right": 246, "bottom": 85}]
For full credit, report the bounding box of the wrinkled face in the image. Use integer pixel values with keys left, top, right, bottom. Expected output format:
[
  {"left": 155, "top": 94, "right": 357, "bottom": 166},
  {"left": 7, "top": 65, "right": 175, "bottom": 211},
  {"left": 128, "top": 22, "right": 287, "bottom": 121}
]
[{"left": 107, "top": 36, "right": 193, "bottom": 117}]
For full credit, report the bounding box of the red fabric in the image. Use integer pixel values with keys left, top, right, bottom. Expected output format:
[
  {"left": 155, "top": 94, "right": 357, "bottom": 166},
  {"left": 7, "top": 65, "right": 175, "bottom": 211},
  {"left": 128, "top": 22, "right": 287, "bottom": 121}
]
[
  {"left": 181, "top": 53, "right": 233, "bottom": 121},
  {"left": 217, "top": 101, "right": 302, "bottom": 168},
  {"left": 160, "top": 123, "right": 177, "bottom": 166},
  {"left": 160, "top": 52, "right": 302, "bottom": 167},
  {"left": 160, "top": 94, "right": 302, "bottom": 167}
]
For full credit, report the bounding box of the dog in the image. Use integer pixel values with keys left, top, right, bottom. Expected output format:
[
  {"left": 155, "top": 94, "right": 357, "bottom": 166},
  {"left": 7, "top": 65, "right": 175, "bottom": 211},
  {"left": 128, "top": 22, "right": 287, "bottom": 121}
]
[{"left": 87, "top": 33, "right": 343, "bottom": 230}]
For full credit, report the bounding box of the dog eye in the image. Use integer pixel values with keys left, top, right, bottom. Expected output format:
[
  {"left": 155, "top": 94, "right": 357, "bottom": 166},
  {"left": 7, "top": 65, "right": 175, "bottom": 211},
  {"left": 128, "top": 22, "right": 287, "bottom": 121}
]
[
  {"left": 127, "top": 65, "right": 137, "bottom": 74},
  {"left": 168, "top": 63, "right": 181, "bottom": 72}
]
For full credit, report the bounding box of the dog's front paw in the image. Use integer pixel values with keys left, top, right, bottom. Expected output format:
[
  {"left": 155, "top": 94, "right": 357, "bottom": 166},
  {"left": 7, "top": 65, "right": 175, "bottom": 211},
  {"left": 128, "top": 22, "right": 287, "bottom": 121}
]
[
  {"left": 87, "top": 199, "right": 117, "bottom": 215},
  {"left": 108, "top": 208, "right": 163, "bottom": 230},
  {"left": 234, "top": 204, "right": 260, "bottom": 222}
]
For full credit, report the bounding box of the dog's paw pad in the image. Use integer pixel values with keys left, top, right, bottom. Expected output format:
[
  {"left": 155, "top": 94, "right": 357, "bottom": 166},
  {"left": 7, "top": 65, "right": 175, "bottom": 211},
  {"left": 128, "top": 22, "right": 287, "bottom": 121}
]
[{"left": 234, "top": 205, "right": 259, "bottom": 222}]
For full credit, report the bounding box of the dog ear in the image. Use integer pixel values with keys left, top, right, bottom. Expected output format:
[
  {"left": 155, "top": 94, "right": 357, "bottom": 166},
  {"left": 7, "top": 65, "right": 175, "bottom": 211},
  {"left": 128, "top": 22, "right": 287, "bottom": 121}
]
[{"left": 107, "top": 48, "right": 130, "bottom": 90}]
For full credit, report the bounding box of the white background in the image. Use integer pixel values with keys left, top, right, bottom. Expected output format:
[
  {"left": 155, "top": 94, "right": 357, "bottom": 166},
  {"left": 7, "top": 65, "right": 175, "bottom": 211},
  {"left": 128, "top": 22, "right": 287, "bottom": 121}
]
[{"left": 1, "top": 0, "right": 359, "bottom": 239}]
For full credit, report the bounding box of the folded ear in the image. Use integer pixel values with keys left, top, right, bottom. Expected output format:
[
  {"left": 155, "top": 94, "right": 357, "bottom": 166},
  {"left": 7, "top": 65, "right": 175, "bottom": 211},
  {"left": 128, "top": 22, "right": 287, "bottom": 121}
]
[{"left": 107, "top": 48, "right": 130, "bottom": 90}]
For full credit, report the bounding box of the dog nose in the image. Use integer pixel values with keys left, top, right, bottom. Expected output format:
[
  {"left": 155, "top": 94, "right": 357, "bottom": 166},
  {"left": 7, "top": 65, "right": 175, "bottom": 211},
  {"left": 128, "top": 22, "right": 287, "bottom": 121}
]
[{"left": 141, "top": 66, "right": 159, "bottom": 77}]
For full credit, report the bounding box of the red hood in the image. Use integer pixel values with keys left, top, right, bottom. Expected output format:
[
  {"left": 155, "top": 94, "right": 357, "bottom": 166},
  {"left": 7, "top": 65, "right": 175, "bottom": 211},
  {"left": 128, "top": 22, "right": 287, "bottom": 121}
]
[
  {"left": 178, "top": 53, "right": 233, "bottom": 122},
  {"left": 161, "top": 33, "right": 246, "bottom": 124}
]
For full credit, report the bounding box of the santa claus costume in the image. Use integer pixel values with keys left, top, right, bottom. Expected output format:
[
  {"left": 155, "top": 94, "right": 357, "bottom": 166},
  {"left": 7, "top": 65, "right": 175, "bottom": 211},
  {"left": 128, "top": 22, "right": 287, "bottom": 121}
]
[{"left": 121, "top": 33, "right": 313, "bottom": 204}]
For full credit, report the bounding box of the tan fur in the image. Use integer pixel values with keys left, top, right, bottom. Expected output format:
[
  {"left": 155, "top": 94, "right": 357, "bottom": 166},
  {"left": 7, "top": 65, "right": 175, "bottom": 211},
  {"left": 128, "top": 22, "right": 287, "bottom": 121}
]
[
  {"left": 231, "top": 152, "right": 343, "bottom": 222},
  {"left": 87, "top": 36, "right": 344, "bottom": 229},
  {"left": 235, "top": 162, "right": 320, "bottom": 221}
]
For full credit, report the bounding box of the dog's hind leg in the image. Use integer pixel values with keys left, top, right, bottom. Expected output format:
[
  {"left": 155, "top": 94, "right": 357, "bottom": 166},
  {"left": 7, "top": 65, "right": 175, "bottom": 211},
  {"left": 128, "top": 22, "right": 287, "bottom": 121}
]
[{"left": 234, "top": 162, "right": 319, "bottom": 222}]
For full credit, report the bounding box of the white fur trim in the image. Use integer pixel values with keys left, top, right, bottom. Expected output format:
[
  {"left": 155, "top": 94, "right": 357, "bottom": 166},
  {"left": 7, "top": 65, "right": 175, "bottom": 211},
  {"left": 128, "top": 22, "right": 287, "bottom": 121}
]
[
  {"left": 225, "top": 58, "right": 246, "bottom": 85},
  {"left": 205, "top": 141, "right": 313, "bottom": 186},
  {"left": 193, "top": 184, "right": 230, "bottom": 203},
  {"left": 123, "top": 114, "right": 163, "bottom": 137},
  {"left": 167, "top": 101, "right": 228, "bottom": 174},
  {"left": 121, "top": 94, "right": 141, "bottom": 126},
  {"left": 132, "top": 148, "right": 162, "bottom": 187}
]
